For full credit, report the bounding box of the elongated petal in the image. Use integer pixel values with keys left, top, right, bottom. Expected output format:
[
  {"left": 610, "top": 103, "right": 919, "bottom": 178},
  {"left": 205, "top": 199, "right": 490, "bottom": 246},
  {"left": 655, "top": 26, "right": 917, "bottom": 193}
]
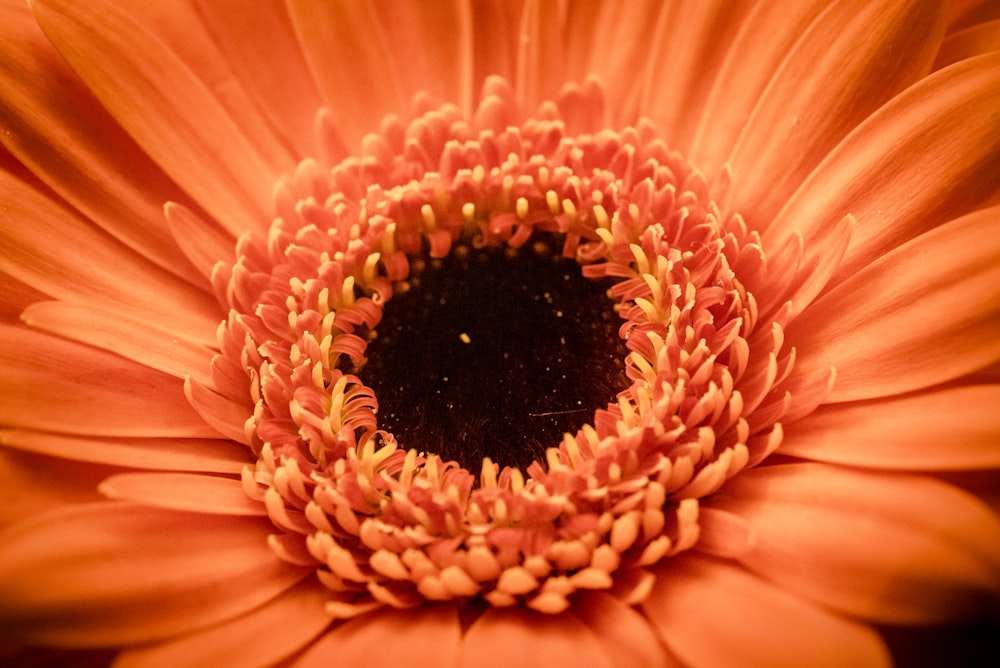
[
  {"left": 30, "top": 0, "right": 279, "bottom": 236},
  {"left": 0, "top": 162, "right": 220, "bottom": 342},
  {"left": 21, "top": 301, "right": 216, "bottom": 384},
  {"left": 99, "top": 473, "right": 265, "bottom": 516},
  {"left": 294, "top": 604, "right": 461, "bottom": 668},
  {"left": 642, "top": 554, "right": 891, "bottom": 668},
  {"left": 0, "top": 430, "right": 247, "bottom": 474},
  {"left": 786, "top": 207, "right": 1000, "bottom": 402},
  {"left": 97, "top": 0, "right": 295, "bottom": 173},
  {"left": 114, "top": 577, "right": 331, "bottom": 668},
  {"left": 164, "top": 202, "right": 237, "bottom": 282},
  {"left": 0, "top": 448, "right": 110, "bottom": 528},
  {"left": 0, "top": 1, "right": 202, "bottom": 286},
  {"left": 639, "top": 0, "right": 755, "bottom": 150},
  {"left": 193, "top": 0, "right": 324, "bottom": 159},
  {"left": 460, "top": 606, "right": 615, "bottom": 668},
  {"left": 572, "top": 592, "right": 679, "bottom": 668},
  {"left": 726, "top": 0, "right": 947, "bottom": 225},
  {"left": 780, "top": 385, "right": 1000, "bottom": 470},
  {"left": 933, "top": 19, "right": 1000, "bottom": 70},
  {"left": 564, "top": 1, "right": 664, "bottom": 127},
  {"left": 184, "top": 377, "right": 253, "bottom": 445},
  {"left": 288, "top": 1, "right": 472, "bottom": 149},
  {"left": 0, "top": 503, "right": 308, "bottom": 647},
  {"left": 765, "top": 53, "right": 1000, "bottom": 283},
  {"left": 0, "top": 325, "right": 218, "bottom": 438},
  {"left": 712, "top": 463, "right": 1000, "bottom": 624},
  {"left": 688, "top": 0, "right": 830, "bottom": 171}
]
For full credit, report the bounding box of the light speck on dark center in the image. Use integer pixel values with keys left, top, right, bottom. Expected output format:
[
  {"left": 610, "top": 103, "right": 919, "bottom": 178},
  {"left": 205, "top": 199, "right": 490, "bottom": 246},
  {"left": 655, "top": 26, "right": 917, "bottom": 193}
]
[{"left": 361, "top": 241, "right": 629, "bottom": 471}]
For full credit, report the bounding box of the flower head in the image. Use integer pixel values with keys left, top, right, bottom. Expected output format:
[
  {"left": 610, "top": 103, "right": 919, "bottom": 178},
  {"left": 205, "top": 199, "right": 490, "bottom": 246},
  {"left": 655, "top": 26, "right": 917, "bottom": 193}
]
[{"left": 1, "top": 1, "right": 999, "bottom": 666}]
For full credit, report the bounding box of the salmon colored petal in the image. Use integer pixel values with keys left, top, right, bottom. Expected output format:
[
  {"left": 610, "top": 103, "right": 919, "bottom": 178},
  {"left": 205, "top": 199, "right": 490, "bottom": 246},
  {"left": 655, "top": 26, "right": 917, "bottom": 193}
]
[
  {"left": 948, "top": 0, "right": 1000, "bottom": 30},
  {"left": 695, "top": 507, "right": 756, "bottom": 558},
  {"left": 786, "top": 208, "right": 1000, "bottom": 402},
  {"left": 563, "top": 1, "right": 664, "bottom": 128},
  {"left": 469, "top": 0, "right": 522, "bottom": 96},
  {"left": 184, "top": 377, "right": 253, "bottom": 445},
  {"left": 0, "top": 430, "right": 247, "bottom": 475},
  {"left": 0, "top": 325, "right": 218, "bottom": 439},
  {"left": 193, "top": 0, "right": 324, "bottom": 160},
  {"left": 688, "top": 0, "right": 830, "bottom": 171},
  {"left": 0, "top": 271, "right": 46, "bottom": 322},
  {"left": 713, "top": 463, "right": 1000, "bottom": 624},
  {"left": 30, "top": 0, "right": 278, "bottom": 236},
  {"left": 780, "top": 385, "right": 1000, "bottom": 470},
  {"left": 639, "top": 0, "right": 755, "bottom": 150},
  {"left": 515, "top": 0, "right": 571, "bottom": 113},
  {"left": 287, "top": 1, "right": 415, "bottom": 151},
  {"left": 726, "top": 0, "right": 948, "bottom": 227},
  {"left": 21, "top": 301, "right": 216, "bottom": 384},
  {"left": 0, "top": 448, "right": 111, "bottom": 528},
  {"left": 0, "top": 1, "right": 202, "bottom": 288},
  {"left": 164, "top": 202, "right": 237, "bottom": 282},
  {"left": 369, "top": 1, "right": 474, "bottom": 115},
  {"left": 113, "top": 578, "right": 331, "bottom": 668},
  {"left": 99, "top": 473, "right": 264, "bottom": 516},
  {"left": 765, "top": 53, "right": 1000, "bottom": 284},
  {"left": 459, "top": 606, "right": 614, "bottom": 668},
  {"left": 0, "top": 162, "right": 220, "bottom": 341},
  {"left": 933, "top": 19, "right": 1000, "bottom": 70},
  {"left": 100, "top": 0, "right": 295, "bottom": 173},
  {"left": 293, "top": 604, "right": 461, "bottom": 668},
  {"left": 571, "top": 592, "right": 678, "bottom": 668},
  {"left": 0, "top": 503, "right": 308, "bottom": 647},
  {"left": 643, "top": 554, "right": 890, "bottom": 668}
]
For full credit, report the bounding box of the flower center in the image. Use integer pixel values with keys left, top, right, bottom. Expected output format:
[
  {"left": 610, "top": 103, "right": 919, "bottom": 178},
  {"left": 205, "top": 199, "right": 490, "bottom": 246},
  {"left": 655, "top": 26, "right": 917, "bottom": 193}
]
[
  {"left": 215, "top": 77, "right": 802, "bottom": 618},
  {"left": 363, "top": 241, "right": 627, "bottom": 472}
]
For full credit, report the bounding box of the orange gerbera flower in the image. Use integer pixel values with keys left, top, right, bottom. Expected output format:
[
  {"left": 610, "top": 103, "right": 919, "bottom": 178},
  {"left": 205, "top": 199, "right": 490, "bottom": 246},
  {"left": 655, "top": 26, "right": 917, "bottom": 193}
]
[{"left": 1, "top": 0, "right": 999, "bottom": 666}]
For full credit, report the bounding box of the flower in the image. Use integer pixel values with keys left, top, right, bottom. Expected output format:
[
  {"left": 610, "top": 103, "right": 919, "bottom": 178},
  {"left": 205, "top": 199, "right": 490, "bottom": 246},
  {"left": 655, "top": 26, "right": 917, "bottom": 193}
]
[{"left": 1, "top": 0, "right": 999, "bottom": 666}]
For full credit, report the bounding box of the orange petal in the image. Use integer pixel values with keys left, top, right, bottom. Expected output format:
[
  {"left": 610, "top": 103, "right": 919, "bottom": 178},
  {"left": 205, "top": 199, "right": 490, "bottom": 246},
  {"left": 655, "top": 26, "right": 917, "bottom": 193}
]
[
  {"left": 460, "top": 606, "right": 615, "bottom": 668},
  {"left": 642, "top": 553, "right": 891, "bottom": 668},
  {"left": 0, "top": 324, "right": 219, "bottom": 438},
  {"left": 469, "top": 0, "right": 521, "bottom": 97},
  {"left": 193, "top": 0, "right": 325, "bottom": 160},
  {"left": 688, "top": 0, "right": 830, "bottom": 171},
  {"left": 571, "top": 592, "right": 679, "bottom": 668},
  {"left": 786, "top": 207, "right": 1000, "bottom": 402},
  {"left": 0, "top": 2, "right": 202, "bottom": 287},
  {"left": 726, "top": 0, "right": 948, "bottom": 226},
  {"left": 184, "top": 377, "right": 253, "bottom": 445},
  {"left": 294, "top": 604, "right": 461, "bottom": 668},
  {"left": 0, "top": 429, "right": 247, "bottom": 474},
  {"left": 780, "top": 385, "right": 1000, "bottom": 470},
  {"left": 103, "top": 0, "right": 295, "bottom": 173},
  {"left": 0, "top": 162, "right": 220, "bottom": 342},
  {"left": 562, "top": 1, "right": 663, "bottom": 127},
  {"left": 514, "top": 0, "right": 564, "bottom": 113},
  {"left": 933, "top": 19, "right": 1000, "bottom": 70},
  {"left": 164, "top": 202, "right": 237, "bottom": 282},
  {"left": 639, "top": 0, "right": 755, "bottom": 149},
  {"left": 21, "top": 300, "right": 216, "bottom": 384},
  {"left": 0, "top": 502, "right": 308, "bottom": 647},
  {"left": 0, "top": 448, "right": 110, "bottom": 529},
  {"left": 114, "top": 577, "right": 330, "bottom": 668},
  {"left": 368, "top": 0, "right": 474, "bottom": 115},
  {"left": 765, "top": 53, "right": 1000, "bottom": 284},
  {"left": 713, "top": 463, "right": 1000, "bottom": 624},
  {"left": 30, "top": 0, "right": 279, "bottom": 236},
  {"left": 287, "top": 0, "right": 437, "bottom": 150},
  {"left": 99, "top": 472, "right": 265, "bottom": 516}
]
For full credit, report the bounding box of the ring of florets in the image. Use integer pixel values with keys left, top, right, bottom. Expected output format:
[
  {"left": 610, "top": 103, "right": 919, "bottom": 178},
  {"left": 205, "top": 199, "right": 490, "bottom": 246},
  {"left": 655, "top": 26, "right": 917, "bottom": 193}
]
[{"left": 215, "top": 78, "right": 793, "bottom": 617}]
